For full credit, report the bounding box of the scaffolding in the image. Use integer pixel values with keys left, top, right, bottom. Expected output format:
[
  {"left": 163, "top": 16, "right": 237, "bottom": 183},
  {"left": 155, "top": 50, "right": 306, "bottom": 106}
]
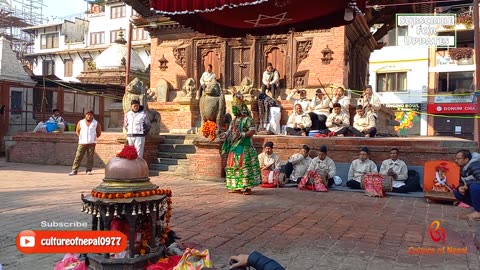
[{"left": 0, "top": 0, "right": 45, "bottom": 62}]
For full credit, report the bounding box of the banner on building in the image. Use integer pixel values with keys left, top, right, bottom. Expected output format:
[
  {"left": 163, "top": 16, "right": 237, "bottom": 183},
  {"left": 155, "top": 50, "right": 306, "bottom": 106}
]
[{"left": 427, "top": 103, "right": 479, "bottom": 114}]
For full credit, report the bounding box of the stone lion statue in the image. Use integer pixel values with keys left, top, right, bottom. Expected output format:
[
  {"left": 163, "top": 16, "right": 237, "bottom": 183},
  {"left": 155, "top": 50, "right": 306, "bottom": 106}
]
[
  {"left": 123, "top": 78, "right": 161, "bottom": 136},
  {"left": 182, "top": 78, "right": 196, "bottom": 97},
  {"left": 198, "top": 80, "right": 228, "bottom": 135}
]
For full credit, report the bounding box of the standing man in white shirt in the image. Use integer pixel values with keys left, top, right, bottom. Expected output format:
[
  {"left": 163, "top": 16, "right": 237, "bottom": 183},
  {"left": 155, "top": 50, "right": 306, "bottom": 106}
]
[
  {"left": 347, "top": 147, "right": 378, "bottom": 189},
  {"left": 124, "top": 100, "right": 151, "bottom": 157},
  {"left": 261, "top": 62, "right": 280, "bottom": 98},
  {"left": 69, "top": 110, "right": 102, "bottom": 176}
]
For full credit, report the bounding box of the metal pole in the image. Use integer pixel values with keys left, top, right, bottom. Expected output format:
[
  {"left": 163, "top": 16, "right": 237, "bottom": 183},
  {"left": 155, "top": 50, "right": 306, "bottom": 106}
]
[
  {"left": 125, "top": 22, "right": 133, "bottom": 90},
  {"left": 473, "top": 0, "right": 480, "bottom": 143}
]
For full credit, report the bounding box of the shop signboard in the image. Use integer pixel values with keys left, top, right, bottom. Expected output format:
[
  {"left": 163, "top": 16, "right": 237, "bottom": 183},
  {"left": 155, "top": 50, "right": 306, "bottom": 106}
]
[{"left": 427, "top": 103, "right": 478, "bottom": 114}]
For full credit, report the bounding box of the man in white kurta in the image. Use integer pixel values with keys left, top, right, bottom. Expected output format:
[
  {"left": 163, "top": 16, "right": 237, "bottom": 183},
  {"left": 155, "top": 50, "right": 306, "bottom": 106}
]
[
  {"left": 348, "top": 105, "right": 377, "bottom": 137},
  {"left": 285, "top": 145, "right": 312, "bottom": 183},
  {"left": 379, "top": 148, "right": 419, "bottom": 193},
  {"left": 326, "top": 103, "right": 350, "bottom": 136},
  {"left": 258, "top": 141, "right": 282, "bottom": 185},
  {"left": 347, "top": 147, "right": 378, "bottom": 189},
  {"left": 307, "top": 145, "right": 336, "bottom": 187}
]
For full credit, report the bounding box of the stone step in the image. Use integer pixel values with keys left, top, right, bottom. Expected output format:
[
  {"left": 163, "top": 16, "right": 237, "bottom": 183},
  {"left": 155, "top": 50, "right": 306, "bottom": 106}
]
[
  {"left": 153, "top": 157, "right": 190, "bottom": 165},
  {"left": 161, "top": 134, "right": 198, "bottom": 145},
  {"left": 157, "top": 152, "right": 190, "bottom": 159},
  {"left": 158, "top": 144, "right": 196, "bottom": 153},
  {"left": 149, "top": 163, "right": 178, "bottom": 172}
]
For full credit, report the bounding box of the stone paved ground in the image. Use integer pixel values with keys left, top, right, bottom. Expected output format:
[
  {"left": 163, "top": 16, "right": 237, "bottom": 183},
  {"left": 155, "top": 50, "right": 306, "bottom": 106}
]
[{"left": 1, "top": 158, "right": 480, "bottom": 270}]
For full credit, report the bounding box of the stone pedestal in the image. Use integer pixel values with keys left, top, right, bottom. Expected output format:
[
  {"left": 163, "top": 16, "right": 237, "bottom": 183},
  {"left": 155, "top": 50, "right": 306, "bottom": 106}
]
[
  {"left": 149, "top": 100, "right": 199, "bottom": 134},
  {"left": 187, "top": 136, "right": 226, "bottom": 181}
]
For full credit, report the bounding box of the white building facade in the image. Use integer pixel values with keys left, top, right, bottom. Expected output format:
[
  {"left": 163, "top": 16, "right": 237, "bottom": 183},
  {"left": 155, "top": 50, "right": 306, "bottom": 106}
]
[
  {"left": 23, "top": 0, "right": 150, "bottom": 82},
  {"left": 368, "top": 29, "right": 429, "bottom": 136}
]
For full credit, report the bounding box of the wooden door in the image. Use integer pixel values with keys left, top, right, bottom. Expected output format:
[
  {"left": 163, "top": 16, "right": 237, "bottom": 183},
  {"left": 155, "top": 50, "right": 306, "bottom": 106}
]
[
  {"left": 265, "top": 47, "right": 286, "bottom": 88},
  {"left": 201, "top": 51, "right": 221, "bottom": 84},
  {"left": 231, "top": 47, "right": 251, "bottom": 87}
]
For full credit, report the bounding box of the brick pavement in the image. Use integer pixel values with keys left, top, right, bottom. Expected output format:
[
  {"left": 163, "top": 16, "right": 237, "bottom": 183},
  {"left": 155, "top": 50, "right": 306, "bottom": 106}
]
[{"left": 1, "top": 158, "right": 479, "bottom": 270}]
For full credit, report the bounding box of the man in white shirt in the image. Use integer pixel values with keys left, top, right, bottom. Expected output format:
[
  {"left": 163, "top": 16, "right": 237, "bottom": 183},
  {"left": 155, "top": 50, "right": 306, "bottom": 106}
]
[
  {"left": 309, "top": 89, "right": 331, "bottom": 132},
  {"left": 286, "top": 89, "right": 310, "bottom": 112},
  {"left": 326, "top": 103, "right": 350, "bottom": 136},
  {"left": 284, "top": 145, "right": 311, "bottom": 183},
  {"left": 261, "top": 62, "right": 280, "bottom": 98},
  {"left": 307, "top": 145, "right": 337, "bottom": 187},
  {"left": 199, "top": 64, "right": 216, "bottom": 91},
  {"left": 69, "top": 110, "right": 102, "bottom": 176},
  {"left": 47, "top": 109, "right": 66, "bottom": 132},
  {"left": 347, "top": 147, "right": 378, "bottom": 189},
  {"left": 379, "top": 148, "right": 419, "bottom": 193},
  {"left": 124, "top": 100, "right": 151, "bottom": 157},
  {"left": 348, "top": 105, "right": 377, "bottom": 137},
  {"left": 258, "top": 141, "right": 282, "bottom": 186},
  {"left": 286, "top": 104, "right": 312, "bottom": 136},
  {"left": 330, "top": 87, "right": 351, "bottom": 115}
]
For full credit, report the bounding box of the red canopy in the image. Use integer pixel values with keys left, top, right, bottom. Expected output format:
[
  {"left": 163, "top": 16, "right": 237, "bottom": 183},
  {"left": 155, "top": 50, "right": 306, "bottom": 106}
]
[{"left": 150, "top": 0, "right": 367, "bottom": 37}]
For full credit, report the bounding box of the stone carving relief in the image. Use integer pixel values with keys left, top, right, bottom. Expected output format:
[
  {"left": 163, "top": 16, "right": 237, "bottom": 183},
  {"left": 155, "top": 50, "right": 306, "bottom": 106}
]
[
  {"left": 233, "top": 76, "right": 256, "bottom": 96},
  {"left": 182, "top": 78, "right": 196, "bottom": 97},
  {"left": 173, "top": 47, "right": 187, "bottom": 71},
  {"left": 296, "top": 39, "right": 313, "bottom": 66}
]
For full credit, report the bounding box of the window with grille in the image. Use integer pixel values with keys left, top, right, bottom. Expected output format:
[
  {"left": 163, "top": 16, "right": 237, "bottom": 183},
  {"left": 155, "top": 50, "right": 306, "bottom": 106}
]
[
  {"left": 11, "top": 91, "right": 22, "bottom": 114},
  {"left": 43, "top": 60, "right": 55, "bottom": 76},
  {"left": 376, "top": 72, "right": 407, "bottom": 92},
  {"left": 64, "top": 59, "right": 73, "bottom": 77},
  {"left": 132, "top": 28, "right": 149, "bottom": 41},
  {"left": 231, "top": 47, "right": 251, "bottom": 86},
  {"left": 90, "top": 32, "right": 105, "bottom": 45},
  {"left": 40, "top": 33, "right": 59, "bottom": 49},
  {"left": 111, "top": 5, "right": 126, "bottom": 19}
]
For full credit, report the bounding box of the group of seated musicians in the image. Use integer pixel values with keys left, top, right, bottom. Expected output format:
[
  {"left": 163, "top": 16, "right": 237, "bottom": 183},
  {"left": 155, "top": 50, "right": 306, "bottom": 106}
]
[
  {"left": 285, "top": 85, "right": 380, "bottom": 137},
  {"left": 258, "top": 142, "right": 421, "bottom": 194}
]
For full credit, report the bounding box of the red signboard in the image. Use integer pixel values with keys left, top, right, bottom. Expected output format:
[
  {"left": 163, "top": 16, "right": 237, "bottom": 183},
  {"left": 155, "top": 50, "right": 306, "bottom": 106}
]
[{"left": 427, "top": 103, "right": 479, "bottom": 114}]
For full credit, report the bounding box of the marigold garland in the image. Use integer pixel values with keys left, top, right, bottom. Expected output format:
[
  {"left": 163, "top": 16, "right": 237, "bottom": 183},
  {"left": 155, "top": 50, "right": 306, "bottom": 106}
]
[
  {"left": 201, "top": 120, "right": 217, "bottom": 142},
  {"left": 90, "top": 188, "right": 173, "bottom": 245},
  {"left": 117, "top": 145, "right": 138, "bottom": 160}
]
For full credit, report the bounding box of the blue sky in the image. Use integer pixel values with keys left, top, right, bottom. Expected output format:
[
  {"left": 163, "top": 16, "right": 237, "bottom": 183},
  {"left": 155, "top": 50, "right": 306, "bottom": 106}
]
[{"left": 42, "top": 0, "right": 88, "bottom": 19}]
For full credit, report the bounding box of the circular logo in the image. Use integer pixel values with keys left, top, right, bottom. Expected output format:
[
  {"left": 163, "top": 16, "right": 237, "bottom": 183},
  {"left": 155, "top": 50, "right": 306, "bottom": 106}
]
[{"left": 436, "top": 106, "right": 442, "bottom": 112}]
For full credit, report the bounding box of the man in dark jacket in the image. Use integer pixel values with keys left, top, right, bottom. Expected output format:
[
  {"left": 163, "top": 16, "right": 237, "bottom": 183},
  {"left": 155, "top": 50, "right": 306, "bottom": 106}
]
[
  {"left": 454, "top": 149, "right": 480, "bottom": 220},
  {"left": 230, "top": 251, "right": 284, "bottom": 270}
]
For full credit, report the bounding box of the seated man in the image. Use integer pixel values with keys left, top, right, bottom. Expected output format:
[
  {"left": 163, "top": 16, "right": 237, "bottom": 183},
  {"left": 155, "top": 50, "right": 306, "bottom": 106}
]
[
  {"left": 261, "top": 62, "right": 280, "bottom": 98},
  {"left": 286, "top": 89, "right": 310, "bottom": 112},
  {"left": 348, "top": 105, "right": 377, "bottom": 137},
  {"left": 286, "top": 104, "right": 312, "bottom": 136},
  {"left": 379, "top": 148, "right": 418, "bottom": 193},
  {"left": 347, "top": 147, "right": 378, "bottom": 189},
  {"left": 454, "top": 149, "right": 480, "bottom": 220},
  {"left": 47, "top": 108, "right": 66, "bottom": 131},
  {"left": 284, "top": 145, "right": 311, "bottom": 183},
  {"left": 199, "top": 64, "right": 216, "bottom": 92},
  {"left": 308, "top": 89, "right": 331, "bottom": 131},
  {"left": 326, "top": 102, "right": 350, "bottom": 136},
  {"left": 307, "top": 145, "right": 336, "bottom": 188},
  {"left": 258, "top": 141, "right": 281, "bottom": 187}
]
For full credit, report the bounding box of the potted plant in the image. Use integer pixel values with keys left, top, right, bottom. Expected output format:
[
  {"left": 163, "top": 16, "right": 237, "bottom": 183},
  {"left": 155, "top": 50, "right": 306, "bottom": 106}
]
[{"left": 448, "top": 47, "right": 473, "bottom": 64}]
